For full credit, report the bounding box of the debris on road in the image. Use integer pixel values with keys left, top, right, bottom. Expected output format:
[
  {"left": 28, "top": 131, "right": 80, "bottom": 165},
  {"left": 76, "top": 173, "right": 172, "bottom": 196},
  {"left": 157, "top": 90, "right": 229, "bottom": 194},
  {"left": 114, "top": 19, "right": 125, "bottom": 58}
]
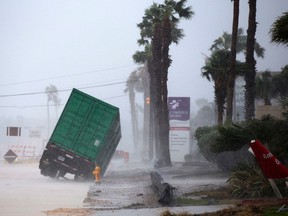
[{"left": 151, "top": 171, "right": 174, "bottom": 205}]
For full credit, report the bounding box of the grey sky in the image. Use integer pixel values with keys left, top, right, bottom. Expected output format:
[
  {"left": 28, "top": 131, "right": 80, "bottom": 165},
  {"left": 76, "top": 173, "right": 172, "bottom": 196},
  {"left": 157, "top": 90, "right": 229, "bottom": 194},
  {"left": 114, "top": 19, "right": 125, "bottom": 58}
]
[{"left": 0, "top": 0, "right": 288, "bottom": 121}]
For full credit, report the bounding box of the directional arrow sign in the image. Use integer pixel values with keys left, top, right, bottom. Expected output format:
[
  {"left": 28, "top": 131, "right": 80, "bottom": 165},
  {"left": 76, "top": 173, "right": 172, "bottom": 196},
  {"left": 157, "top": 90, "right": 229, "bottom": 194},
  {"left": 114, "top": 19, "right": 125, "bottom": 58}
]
[{"left": 4, "top": 149, "right": 18, "bottom": 164}]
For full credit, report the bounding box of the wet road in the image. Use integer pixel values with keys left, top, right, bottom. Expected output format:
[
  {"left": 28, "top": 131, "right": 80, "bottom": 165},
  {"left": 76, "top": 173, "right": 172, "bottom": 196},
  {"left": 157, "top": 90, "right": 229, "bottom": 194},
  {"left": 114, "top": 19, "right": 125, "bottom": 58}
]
[
  {"left": 85, "top": 161, "right": 231, "bottom": 216},
  {"left": 0, "top": 160, "right": 90, "bottom": 216}
]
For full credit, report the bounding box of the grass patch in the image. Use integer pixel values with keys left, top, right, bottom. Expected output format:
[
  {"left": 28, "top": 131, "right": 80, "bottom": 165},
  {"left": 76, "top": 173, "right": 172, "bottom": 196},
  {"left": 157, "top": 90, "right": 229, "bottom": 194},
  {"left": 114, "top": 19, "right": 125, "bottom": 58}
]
[
  {"left": 175, "top": 197, "right": 211, "bottom": 206},
  {"left": 173, "top": 185, "right": 288, "bottom": 215},
  {"left": 160, "top": 206, "right": 264, "bottom": 216},
  {"left": 175, "top": 197, "right": 239, "bottom": 206},
  {"left": 185, "top": 186, "right": 232, "bottom": 199},
  {"left": 175, "top": 186, "right": 240, "bottom": 206},
  {"left": 263, "top": 206, "right": 288, "bottom": 216}
]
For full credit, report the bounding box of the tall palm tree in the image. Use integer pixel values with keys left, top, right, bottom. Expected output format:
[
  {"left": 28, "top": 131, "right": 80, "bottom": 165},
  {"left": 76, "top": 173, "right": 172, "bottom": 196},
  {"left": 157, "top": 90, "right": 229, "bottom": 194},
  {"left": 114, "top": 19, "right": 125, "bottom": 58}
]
[
  {"left": 245, "top": 0, "right": 257, "bottom": 121},
  {"left": 124, "top": 68, "right": 144, "bottom": 151},
  {"left": 202, "top": 50, "right": 246, "bottom": 125},
  {"left": 156, "top": 0, "right": 193, "bottom": 166},
  {"left": 226, "top": 0, "right": 240, "bottom": 123},
  {"left": 134, "top": 3, "right": 159, "bottom": 161},
  {"left": 202, "top": 50, "right": 230, "bottom": 125},
  {"left": 270, "top": 12, "right": 288, "bottom": 47},
  {"left": 134, "top": 0, "right": 193, "bottom": 166},
  {"left": 207, "top": 28, "right": 264, "bottom": 123}
]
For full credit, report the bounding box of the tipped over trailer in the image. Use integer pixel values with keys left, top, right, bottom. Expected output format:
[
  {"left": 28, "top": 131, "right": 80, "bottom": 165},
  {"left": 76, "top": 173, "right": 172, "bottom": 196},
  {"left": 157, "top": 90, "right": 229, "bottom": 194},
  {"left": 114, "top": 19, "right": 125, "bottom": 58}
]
[{"left": 39, "top": 88, "right": 121, "bottom": 180}]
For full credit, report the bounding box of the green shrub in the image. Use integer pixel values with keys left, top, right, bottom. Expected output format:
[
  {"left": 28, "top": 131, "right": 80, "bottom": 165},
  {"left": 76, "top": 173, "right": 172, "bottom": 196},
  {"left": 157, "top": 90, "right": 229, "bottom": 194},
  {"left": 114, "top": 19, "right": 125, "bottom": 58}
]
[
  {"left": 228, "top": 163, "right": 270, "bottom": 198},
  {"left": 195, "top": 116, "right": 288, "bottom": 171},
  {"left": 195, "top": 126, "right": 218, "bottom": 162},
  {"left": 195, "top": 117, "right": 288, "bottom": 198},
  {"left": 194, "top": 126, "right": 217, "bottom": 141},
  {"left": 213, "top": 116, "right": 288, "bottom": 165}
]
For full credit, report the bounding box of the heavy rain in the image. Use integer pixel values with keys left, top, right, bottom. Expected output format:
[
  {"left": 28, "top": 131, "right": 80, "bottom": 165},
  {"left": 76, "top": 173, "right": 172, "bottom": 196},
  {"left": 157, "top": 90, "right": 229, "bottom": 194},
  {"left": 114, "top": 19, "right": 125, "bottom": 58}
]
[{"left": 1, "top": 1, "right": 288, "bottom": 216}]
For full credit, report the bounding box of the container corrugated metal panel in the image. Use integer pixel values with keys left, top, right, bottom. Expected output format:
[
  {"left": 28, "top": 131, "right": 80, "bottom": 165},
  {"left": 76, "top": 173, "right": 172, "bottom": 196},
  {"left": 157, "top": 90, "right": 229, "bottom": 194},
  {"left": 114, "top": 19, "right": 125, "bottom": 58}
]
[{"left": 49, "top": 88, "right": 121, "bottom": 162}]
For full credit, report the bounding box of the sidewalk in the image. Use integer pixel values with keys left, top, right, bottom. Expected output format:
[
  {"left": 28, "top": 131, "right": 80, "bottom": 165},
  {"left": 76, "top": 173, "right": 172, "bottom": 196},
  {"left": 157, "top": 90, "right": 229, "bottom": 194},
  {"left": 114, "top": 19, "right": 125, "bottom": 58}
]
[
  {"left": 90, "top": 205, "right": 233, "bottom": 216},
  {"left": 84, "top": 160, "right": 230, "bottom": 215}
]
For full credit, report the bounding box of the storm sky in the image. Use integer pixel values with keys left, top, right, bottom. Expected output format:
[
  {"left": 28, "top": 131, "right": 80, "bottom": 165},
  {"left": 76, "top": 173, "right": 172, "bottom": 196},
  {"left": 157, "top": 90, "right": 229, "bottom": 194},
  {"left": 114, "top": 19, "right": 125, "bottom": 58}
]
[{"left": 0, "top": 0, "right": 287, "bottom": 120}]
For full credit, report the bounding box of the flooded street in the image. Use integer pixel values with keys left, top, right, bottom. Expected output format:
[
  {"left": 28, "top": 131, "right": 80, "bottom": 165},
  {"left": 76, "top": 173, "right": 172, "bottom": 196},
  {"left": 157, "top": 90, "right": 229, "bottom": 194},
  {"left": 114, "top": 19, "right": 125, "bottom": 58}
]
[
  {"left": 0, "top": 160, "right": 90, "bottom": 216},
  {"left": 0, "top": 159, "right": 231, "bottom": 216}
]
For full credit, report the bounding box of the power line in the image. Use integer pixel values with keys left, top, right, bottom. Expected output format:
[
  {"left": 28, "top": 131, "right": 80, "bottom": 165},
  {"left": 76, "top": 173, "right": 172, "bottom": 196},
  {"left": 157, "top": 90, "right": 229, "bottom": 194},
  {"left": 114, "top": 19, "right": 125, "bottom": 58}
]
[
  {"left": 0, "top": 94, "right": 128, "bottom": 109},
  {"left": 0, "top": 64, "right": 136, "bottom": 87},
  {"left": 0, "top": 80, "right": 129, "bottom": 98}
]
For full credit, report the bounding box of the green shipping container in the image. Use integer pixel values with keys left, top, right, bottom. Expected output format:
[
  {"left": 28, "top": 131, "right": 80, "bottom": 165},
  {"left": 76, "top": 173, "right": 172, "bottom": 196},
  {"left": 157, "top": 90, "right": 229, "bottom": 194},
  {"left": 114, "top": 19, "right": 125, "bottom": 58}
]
[{"left": 39, "top": 88, "right": 121, "bottom": 180}]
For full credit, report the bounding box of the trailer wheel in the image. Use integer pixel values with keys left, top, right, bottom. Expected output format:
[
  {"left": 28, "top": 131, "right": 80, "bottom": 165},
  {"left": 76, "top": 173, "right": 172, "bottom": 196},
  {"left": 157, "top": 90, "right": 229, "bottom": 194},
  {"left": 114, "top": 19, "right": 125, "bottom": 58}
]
[
  {"left": 41, "top": 166, "right": 57, "bottom": 178},
  {"left": 48, "top": 168, "right": 58, "bottom": 178},
  {"left": 40, "top": 169, "right": 48, "bottom": 176}
]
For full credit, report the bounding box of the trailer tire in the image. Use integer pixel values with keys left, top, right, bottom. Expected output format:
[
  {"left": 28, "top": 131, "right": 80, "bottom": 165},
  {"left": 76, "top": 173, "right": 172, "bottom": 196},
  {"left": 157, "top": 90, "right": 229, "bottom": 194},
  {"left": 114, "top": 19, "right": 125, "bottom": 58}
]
[
  {"left": 41, "top": 166, "right": 58, "bottom": 178},
  {"left": 40, "top": 169, "right": 48, "bottom": 176},
  {"left": 48, "top": 168, "right": 58, "bottom": 178}
]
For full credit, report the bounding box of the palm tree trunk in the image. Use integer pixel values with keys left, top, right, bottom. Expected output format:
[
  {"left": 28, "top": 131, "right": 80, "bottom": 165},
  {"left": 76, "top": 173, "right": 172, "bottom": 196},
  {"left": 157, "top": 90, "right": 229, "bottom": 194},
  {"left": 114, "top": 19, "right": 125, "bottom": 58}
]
[
  {"left": 152, "top": 23, "right": 162, "bottom": 162},
  {"left": 160, "top": 15, "right": 172, "bottom": 166},
  {"left": 128, "top": 86, "right": 139, "bottom": 151},
  {"left": 226, "top": 0, "right": 239, "bottom": 124},
  {"left": 147, "top": 58, "right": 156, "bottom": 161},
  {"left": 215, "top": 81, "right": 225, "bottom": 125},
  {"left": 149, "top": 98, "right": 155, "bottom": 160},
  {"left": 147, "top": 58, "right": 155, "bottom": 161},
  {"left": 245, "top": 0, "right": 257, "bottom": 121},
  {"left": 143, "top": 62, "right": 152, "bottom": 160}
]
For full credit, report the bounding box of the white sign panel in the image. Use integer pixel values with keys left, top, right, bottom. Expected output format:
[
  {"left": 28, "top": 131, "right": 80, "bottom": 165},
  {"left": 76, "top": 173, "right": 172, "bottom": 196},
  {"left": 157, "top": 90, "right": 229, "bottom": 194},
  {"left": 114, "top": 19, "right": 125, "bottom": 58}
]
[{"left": 168, "top": 97, "right": 190, "bottom": 162}]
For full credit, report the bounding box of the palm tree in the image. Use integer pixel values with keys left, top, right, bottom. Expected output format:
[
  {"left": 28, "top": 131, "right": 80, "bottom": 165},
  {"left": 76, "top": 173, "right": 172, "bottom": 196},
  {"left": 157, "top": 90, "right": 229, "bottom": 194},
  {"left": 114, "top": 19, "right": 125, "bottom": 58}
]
[
  {"left": 136, "top": 4, "right": 162, "bottom": 161},
  {"left": 45, "top": 84, "right": 61, "bottom": 137},
  {"left": 255, "top": 71, "right": 273, "bottom": 105},
  {"left": 270, "top": 12, "right": 288, "bottom": 47},
  {"left": 210, "top": 29, "right": 246, "bottom": 53},
  {"left": 210, "top": 26, "right": 264, "bottom": 123},
  {"left": 270, "top": 65, "right": 288, "bottom": 119},
  {"left": 202, "top": 50, "right": 230, "bottom": 125},
  {"left": 210, "top": 5, "right": 264, "bottom": 122},
  {"left": 210, "top": 28, "right": 265, "bottom": 58},
  {"left": 226, "top": 0, "right": 240, "bottom": 123},
  {"left": 202, "top": 50, "right": 246, "bottom": 125},
  {"left": 245, "top": 0, "right": 257, "bottom": 121},
  {"left": 272, "top": 65, "right": 288, "bottom": 98},
  {"left": 134, "top": 0, "right": 193, "bottom": 166},
  {"left": 156, "top": 0, "right": 193, "bottom": 166},
  {"left": 124, "top": 68, "right": 145, "bottom": 151}
]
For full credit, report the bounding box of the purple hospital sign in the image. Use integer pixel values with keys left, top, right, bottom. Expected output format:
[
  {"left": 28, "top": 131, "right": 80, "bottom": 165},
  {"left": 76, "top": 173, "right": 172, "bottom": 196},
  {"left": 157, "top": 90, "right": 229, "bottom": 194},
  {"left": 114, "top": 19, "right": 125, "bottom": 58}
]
[
  {"left": 168, "top": 97, "right": 191, "bottom": 162},
  {"left": 168, "top": 97, "right": 190, "bottom": 121}
]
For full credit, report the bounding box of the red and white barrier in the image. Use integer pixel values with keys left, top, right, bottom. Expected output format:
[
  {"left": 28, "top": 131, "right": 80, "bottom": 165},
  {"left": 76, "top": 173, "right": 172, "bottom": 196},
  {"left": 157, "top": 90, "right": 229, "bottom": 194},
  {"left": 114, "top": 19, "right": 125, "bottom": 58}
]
[{"left": 10, "top": 145, "right": 36, "bottom": 156}]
